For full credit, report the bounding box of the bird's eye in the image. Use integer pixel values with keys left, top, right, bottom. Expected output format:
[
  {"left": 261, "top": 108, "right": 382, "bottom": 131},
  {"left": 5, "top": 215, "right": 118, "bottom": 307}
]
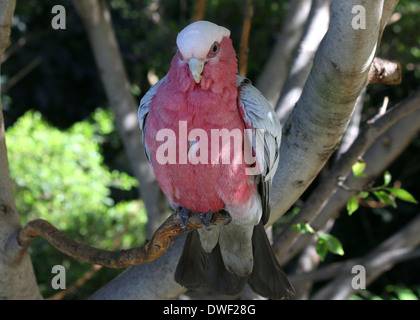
[{"left": 208, "top": 42, "right": 219, "bottom": 57}]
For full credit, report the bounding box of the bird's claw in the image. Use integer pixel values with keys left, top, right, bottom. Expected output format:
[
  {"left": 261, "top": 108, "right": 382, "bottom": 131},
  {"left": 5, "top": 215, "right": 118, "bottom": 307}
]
[
  {"left": 179, "top": 207, "right": 192, "bottom": 232},
  {"left": 200, "top": 211, "right": 214, "bottom": 231},
  {"left": 179, "top": 208, "right": 231, "bottom": 231},
  {"left": 221, "top": 210, "right": 232, "bottom": 226}
]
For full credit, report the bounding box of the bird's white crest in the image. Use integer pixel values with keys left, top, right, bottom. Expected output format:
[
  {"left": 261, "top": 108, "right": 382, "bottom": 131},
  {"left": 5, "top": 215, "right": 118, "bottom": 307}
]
[{"left": 176, "top": 21, "right": 231, "bottom": 61}]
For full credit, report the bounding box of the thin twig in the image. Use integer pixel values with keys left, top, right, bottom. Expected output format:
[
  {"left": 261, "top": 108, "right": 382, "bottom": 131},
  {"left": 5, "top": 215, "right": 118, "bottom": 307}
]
[
  {"left": 18, "top": 209, "right": 231, "bottom": 268},
  {"left": 193, "top": 0, "right": 207, "bottom": 22},
  {"left": 380, "top": 96, "right": 390, "bottom": 115},
  {"left": 1, "top": 56, "right": 42, "bottom": 93},
  {"left": 1, "top": 36, "right": 26, "bottom": 63},
  {"left": 239, "top": 0, "right": 253, "bottom": 77}
]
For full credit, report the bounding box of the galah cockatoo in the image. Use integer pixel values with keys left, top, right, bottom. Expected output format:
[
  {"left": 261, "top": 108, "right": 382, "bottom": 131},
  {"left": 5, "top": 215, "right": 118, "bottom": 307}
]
[{"left": 138, "top": 20, "right": 294, "bottom": 299}]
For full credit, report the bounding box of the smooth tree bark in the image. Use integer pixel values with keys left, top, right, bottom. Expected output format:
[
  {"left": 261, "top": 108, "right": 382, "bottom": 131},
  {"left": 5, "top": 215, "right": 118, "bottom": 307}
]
[
  {"left": 280, "top": 0, "right": 401, "bottom": 296},
  {"left": 279, "top": 95, "right": 420, "bottom": 267},
  {"left": 269, "top": 0, "right": 385, "bottom": 225},
  {"left": 275, "top": 0, "right": 331, "bottom": 124},
  {"left": 256, "top": 0, "right": 312, "bottom": 106},
  {"left": 90, "top": 234, "right": 186, "bottom": 300},
  {"left": 0, "top": 0, "right": 42, "bottom": 300},
  {"left": 273, "top": 88, "right": 420, "bottom": 261}
]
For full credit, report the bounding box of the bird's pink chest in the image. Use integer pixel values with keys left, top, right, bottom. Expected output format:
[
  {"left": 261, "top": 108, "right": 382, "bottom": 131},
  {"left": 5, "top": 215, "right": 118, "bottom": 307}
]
[{"left": 145, "top": 84, "right": 254, "bottom": 212}]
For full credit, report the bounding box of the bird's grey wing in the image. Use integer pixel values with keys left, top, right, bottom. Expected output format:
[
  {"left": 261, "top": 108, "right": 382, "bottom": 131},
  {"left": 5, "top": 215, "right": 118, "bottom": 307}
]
[
  {"left": 237, "top": 75, "right": 282, "bottom": 224},
  {"left": 137, "top": 75, "right": 168, "bottom": 163}
]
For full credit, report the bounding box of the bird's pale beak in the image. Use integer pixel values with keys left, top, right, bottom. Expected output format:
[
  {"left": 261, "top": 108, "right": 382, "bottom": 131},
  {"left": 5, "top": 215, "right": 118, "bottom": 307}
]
[{"left": 188, "top": 57, "right": 205, "bottom": 84}]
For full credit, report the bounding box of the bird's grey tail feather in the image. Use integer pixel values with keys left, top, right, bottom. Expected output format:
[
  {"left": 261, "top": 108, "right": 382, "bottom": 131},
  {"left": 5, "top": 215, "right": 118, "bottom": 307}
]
[
  {"left": 174, "top": 230, "right": 208, "bottom": 289},
  {"left": 206, "top": 243, "right": 247, "bottom": 295},
  {"left": 175, "top": 224, "right": 295, "bottom": 299},
  {"left": 175, "top": 230, "right": 247, "bottom": 295},
  {"left": 248, "top": 222, "right": 295, "bottom": 299}
]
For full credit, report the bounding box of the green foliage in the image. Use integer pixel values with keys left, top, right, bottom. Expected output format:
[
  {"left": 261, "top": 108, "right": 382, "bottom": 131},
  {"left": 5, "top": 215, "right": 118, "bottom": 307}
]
[
  {"left": 385, "top": 285, "right": 420, "bottom": 300},
  {"left": 346, "top": 162, "right": 418, "bottom": 216},
  {"left": 291, "top": 221, "right": 314, "bottom": 234},
  {"left": 346, "top": 196, "right": 359, "bottom": 216},
  {"left": 316, "top": 233, "right": 344, "bottom": 258},
  {"left": 291, "top": 222, "right": 344, "bottom": 261},
  {"left": 352, "top": 160, "right": 367, "bottom": 178},
  {"left": 4, "top": 0, "right": 288, "bottom": 128},
  {"left": 5, "top": 110, "right": 146, "bottom": 299},
  {"left": 349, "top": 285, "right": 420, "bottom": 300},
  {"left": 385, "top": 187, "right": 418, "bottom": 204}
]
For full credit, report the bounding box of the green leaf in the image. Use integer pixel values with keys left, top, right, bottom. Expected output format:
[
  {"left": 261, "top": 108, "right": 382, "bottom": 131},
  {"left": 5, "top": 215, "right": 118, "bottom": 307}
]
[
  {"left": 315, "top": 240, "right": 328, "bottom": 262},
  {"left": 395, "top": 288, "right": 418, "bottom": 300},
  {"left": 318, "top": 233, "right": 345, "bottom": 256},
  {"left": 352, "top": 161, "right": 367, "bottom": 178},
  {"left": 292, "top": 206, "right": 301, "bottom": 215},
  {"left": 291, "top": 222, "right": 315, "bottom": 234},
  {"left": 386, "top": 188, "right": 418, "bottom": 204},
  {"left": 383, "top": 171, "right": 392, "bottom": 187},
  {"left": 373, "top": 191, "right": 397, "bottom": 208},
  {"left": 357, "top": 191, "right": 369, "bottom": 199},
  {"left": 347, "top": 196, "right": 359, "bottom": 215}
]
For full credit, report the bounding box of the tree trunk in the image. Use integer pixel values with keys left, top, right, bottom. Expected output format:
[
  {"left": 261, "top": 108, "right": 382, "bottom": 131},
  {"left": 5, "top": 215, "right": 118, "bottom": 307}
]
[
  {"left": 270, "top": 0, "right": 385, "bottom": 224},
  {"left": 0, "top": 0, "right": 42, "bottom": 300},
  {"left": 256, "top": 0, "right": 312, "bottom": 107},
  {"left": 72, "top": 0, "right": 169, "bottom": 238},
  {"left": 275, "top": 0, "right": 331, "bottom": 123}
]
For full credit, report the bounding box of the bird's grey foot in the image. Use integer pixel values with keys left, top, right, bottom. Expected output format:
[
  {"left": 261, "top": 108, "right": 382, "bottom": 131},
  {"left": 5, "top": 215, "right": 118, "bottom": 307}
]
[
  {"left": 179, "top": 207, "right": 192, "bottom": 231},
  {"left": 200, "top": 211, "right": 213, "bottom": 231}
]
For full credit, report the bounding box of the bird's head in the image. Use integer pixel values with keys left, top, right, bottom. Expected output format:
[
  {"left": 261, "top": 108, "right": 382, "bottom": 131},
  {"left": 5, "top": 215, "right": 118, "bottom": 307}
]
[{"left": 174, "top": 20, "right": 238, "bottom": 91}]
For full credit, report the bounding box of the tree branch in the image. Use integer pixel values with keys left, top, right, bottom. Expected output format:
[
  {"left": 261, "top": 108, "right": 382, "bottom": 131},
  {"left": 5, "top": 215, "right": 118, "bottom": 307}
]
[
  {"left": 47, "top": 206, "right": 138, "bottom": 300},
  {"left": 2, "top": 35, "right": 26, "bottom": 63},
  {"left": 368, "top": 57, "right": 401, "bottom": 85},
  {"left": 277, "top": 89, "right": 420, "bottom": 265},
  {"left": 89, "top": 0, "right": 401, "bottom": 299},
  {"left": 238, "top": 0, "right": 253, "bottom": 77},
  {"left": 18, "top": 210, "right": 231, "bottom": 268},
  {"left": 290, "top": 247, "right": 420, "bottom": 285},
  {"left": 1, "top": 55, "right": 42, "bottom": 93},
  {"left": 378, "top": 0, "right": 400, "bottom": 46},
  {"left": 269, "top": 0, "right": 386, "bottom": 226},
  {"left": 0, "top": 0, "right": 42, "bottom": 300},
  {"left": 273, "top": 88, "right": 420, "bottom": 261},
  {"left": 275, "top": 0, "right": 331, "bottom": 123},
  {"left": 193, "top": 0, "right": 207, "bottom": 22},
  {"left": 311, "top": 213, "right": 420, "bottom": 300},
  {"left": 256, "top": 0, "right": 312, "bottom": 106},
  {"left": 0, "top": 0, "right": 15, "bottom": 57},
  {"left": 72, "top": 0, "right": 169, "bottom": 238},
  {"left": 336, "top": 88, "right": 365, "bottom": 157}
]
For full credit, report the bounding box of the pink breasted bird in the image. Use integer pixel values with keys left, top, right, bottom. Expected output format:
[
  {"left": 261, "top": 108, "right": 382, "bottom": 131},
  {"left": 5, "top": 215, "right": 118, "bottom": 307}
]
[{"left": 138, "top": 21, "right": 294, "bottom": 299}]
